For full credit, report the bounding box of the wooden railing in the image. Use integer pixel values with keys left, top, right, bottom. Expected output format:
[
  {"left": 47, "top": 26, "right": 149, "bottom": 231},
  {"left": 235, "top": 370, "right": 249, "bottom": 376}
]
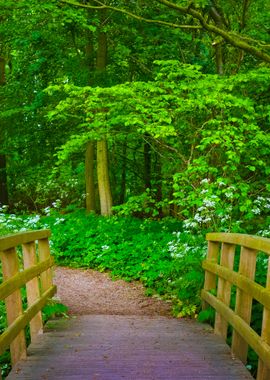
[
  {"left": 202, "top": 233, "right": 270, "bottom": 380},
  {"left": 0, "top": 230, "right": 56, "bottom": 378}
]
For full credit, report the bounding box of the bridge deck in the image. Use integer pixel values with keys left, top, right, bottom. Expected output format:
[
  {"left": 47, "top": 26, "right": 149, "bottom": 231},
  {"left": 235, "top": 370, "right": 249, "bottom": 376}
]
[{"left": 7, "top": 315, "right": 252, "bottom": 380}]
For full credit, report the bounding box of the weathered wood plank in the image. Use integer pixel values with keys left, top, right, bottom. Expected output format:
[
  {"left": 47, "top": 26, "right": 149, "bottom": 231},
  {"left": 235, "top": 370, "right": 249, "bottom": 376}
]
[
  {"left": 0, "top": 230, "right": 51, "bottom": 252},
  {"left": 202, "top": 290, "right": 270, "bottom": 366},
  {"left": 0, "top": 258, "right": 53, "bottom": 301},
  {"left": 0, "top": 248, "right": 27, "bottom": 365},
  {"left": 214, "top": 243, "right": 235, "bottom": 339},
  {"left": 232, "top": 246, "right": 257, "bottom": 363},
  {"left": 206, "top": 233, "right": 270, "bottom": 255},
  {"left": 7, "top": 315, "right": 252, "bottom": 379},
  {"left": 202, "top": 261, "right": 270, "bottom": 309},
  {"left": 0, "top": 286, "right": 56, "bottom": 356},
  {"left": 22, "top": 242, "right": 43, "bottom": 340},
  {"left": 38, "top": 238, "right": 53, "bottom": 294},
  {"left": 202, "top": 241, "right": 219, "bottom": 310},
  {"left": 257, "top": 257, "right": 270, "bottom": 380}
]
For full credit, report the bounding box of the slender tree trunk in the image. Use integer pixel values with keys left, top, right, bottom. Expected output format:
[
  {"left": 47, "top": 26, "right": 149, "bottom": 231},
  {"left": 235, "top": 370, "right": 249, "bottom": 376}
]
[
  {"left": 0, "top": 57, "right": 8, "bottom": 206},
  {"left": 144, "top": 136, "right": 151, "bottom": 190},
  {"left": 154, "top": 151, "right": 163, "bottom": 217},
  {"left": 209, "top": 5, "right": 225, "bottom": 75},
  {"left": 0, "top": 155, "right": 8, "bottom": 206},
  {"left": 85, "top": 141, "right": 96, "bottom": 212},
  {"left": 213, "top": 42, "right": 224, "bottom": 75},
  {"left": 119, "top": 139, "right": 127, "bottom": 204},
  {"left": 96, "top": 9, "right": 113, "bottom": 215},
  {"left": 97, "top": 139, "right": 112, "bottom": 215},
  {"left": 0, "top": 57, "right": 5, "bottom": 85}
]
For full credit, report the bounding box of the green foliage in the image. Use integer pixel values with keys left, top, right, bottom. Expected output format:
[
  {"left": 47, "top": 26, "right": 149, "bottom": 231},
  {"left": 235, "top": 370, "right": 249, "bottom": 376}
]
[
  {"left": 42, "top": 300, "right": 69, "bottom": 322},
  {"left": 0, "top": 210, "right": 206, "bottom": 318},
  {"left": 43, "top": 61, "right": 270, "bottom": 233},
  {"left": 112, "top": 189, "right": 164, "bottom": 217}
]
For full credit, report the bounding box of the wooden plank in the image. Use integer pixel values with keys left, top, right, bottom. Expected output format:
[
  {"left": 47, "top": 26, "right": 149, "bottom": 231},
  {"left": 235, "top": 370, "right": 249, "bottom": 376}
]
[
  {"left": 202, "top": 240, "right": 219, "bottom": 310},
  {"left": 38, "top": 238, "right": 53, "bottom": 293},
  {"left": 202, "top": 261, "right": 270, "bottom": 309},
  {"left": 0, "top": 230, "right": 51, "bottom": 252},
  {"left": 214, "top": 243, "right": 235, "bottom": 339},
  {"left": 206, "top": 233, "right": 270, "bottom": 255},
  {"left": 0, "top": 285, "right": 56, "bottom": 356},
  {"left": 6, "top": 315, "right": 253, "bottom": 379},
  {"left": 22, "top": 242, "right": 43, "bottom": 341},
  {"left": 202, "top": 290, "right": 270, "bottom": 366},
  {"left": 257, "top": 257, "right": 270, "bottom": 380},
  {"left": 232, "top": 246, "right": 257, "bottom": 364},
  {"left": 0, "top": 258, "right": 53, "bottom": 301},
  {"left": 0, "top": 248, "right": 27, "bottom": 365}
]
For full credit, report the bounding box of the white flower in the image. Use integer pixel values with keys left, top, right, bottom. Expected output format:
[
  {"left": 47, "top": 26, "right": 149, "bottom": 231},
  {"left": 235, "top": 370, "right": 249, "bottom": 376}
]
[
  {"left": 197, "top": 206, "right": 205, "bottom": 212},
  {"left": 200, "top": 178, "right": 210, "bottom": 185},
  {"left": 203, "top": 199, "right": 216, "bottom": 208},
  {"left": 194, "top": 214, "right": 203, "bottom": 222},
  {"left": 251, "top": 208, "right": 260, "bottom": 215},
  {"left": 218, "top": 181, "right": 226, "bottom": 186},
  {"left": 44, "top": 206, "right": 51, "bottom": 216}
]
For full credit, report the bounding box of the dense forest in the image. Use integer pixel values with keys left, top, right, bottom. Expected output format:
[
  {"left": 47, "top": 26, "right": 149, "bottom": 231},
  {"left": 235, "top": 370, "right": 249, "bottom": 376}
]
[
  {"left": 0, "top": 0, "right": 269, "bottom": 232},
  {"left": 0, "top": 1, "right": 270, "bottom": 376}
]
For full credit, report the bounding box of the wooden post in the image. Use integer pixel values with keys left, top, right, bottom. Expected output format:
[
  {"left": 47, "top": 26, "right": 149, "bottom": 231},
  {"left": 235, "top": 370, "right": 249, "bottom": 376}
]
[
  {"left": 231, "top": 246, "right": 257, "bottom": 364},
  {"left": 202, "top": 241, "right": 219, "bottom": 310},
  {"left": 22, "top": 242, "right": 43, "bottom": 340},
  {"left": 256, "top": 257, "right": 270, "bottom": 380},
  {"left": 214, "top": 243, "right": 235, "bottom": 339},
  {"left": 0, "top": 248, "right": 27, "bottom": 365},
  {"left": 38, "top": 238, "right": 53, "bottom": 293}
]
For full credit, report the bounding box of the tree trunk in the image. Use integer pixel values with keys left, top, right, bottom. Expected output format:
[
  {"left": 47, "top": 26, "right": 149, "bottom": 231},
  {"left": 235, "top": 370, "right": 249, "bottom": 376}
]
[
  {"left": 85, "top": 141, "right": 96, "bottom": 212},
  {"left": 97, "top": 139, "right": 112, "bottom": 216},
  {"left": 213, "top": 42, "right": 224, "bottom": 75},
  {"left": 0, "top": 57, "right": 6, "bottom": 85},
  {"left": 96, "top": 9, "right": 113, "bottom": 215},
  {"left": 119, "top": 139, "right": 127, "bottom": 204},
  {"left": 209, "top": 5, "right": 225, "bottom": 75},
  {"left": 0, "top": 57, "right": 8, "bottom": 206},
  {"left": 0, "top": 154, "right": 8, "bottom": 206},
  {"left": 154, "top": 151, "right": 163, "bottom": 217},
  {"left": 144, "top": 136, "right": 151, "bottom": 190}
]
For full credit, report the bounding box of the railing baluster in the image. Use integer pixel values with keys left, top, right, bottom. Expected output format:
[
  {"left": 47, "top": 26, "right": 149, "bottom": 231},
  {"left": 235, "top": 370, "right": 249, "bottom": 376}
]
[
  {"left": 38, "top": 238, "right": 53, "bottom": 293},
  {"left": 0, "top": 247, "right": 27, "bottom": 365},
  {"left": 214, "top": 243, "right": 235, "bottom": 339},
  {"left": 202, "top": 241, "right": 219, "bottom": 310},
  {"left": 231, "top": 246, "right": 257, "bottom": 364},
  {"left": 257, "top": 257, "right": 270, "bottom": 380},
  {"left": 22, "top": 241, "right": 43, "bottom": 340}
]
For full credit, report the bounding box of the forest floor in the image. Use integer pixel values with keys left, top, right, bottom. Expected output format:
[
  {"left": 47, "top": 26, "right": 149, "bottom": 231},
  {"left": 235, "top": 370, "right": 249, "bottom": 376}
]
[{"left": 54, "top": 266, "right": 172, "bottom": 317}]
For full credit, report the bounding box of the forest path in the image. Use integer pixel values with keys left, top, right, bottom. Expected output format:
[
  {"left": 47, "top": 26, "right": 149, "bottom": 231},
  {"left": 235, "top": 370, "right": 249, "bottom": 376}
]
[{"left": 54, "top": 266, "right": 172, "bottom": 317}]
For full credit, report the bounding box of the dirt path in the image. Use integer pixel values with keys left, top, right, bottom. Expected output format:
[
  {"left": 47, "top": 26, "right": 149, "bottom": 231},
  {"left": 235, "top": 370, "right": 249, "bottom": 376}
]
[{"left": 54, "top": 266, "right": 172, "bottom": 317}]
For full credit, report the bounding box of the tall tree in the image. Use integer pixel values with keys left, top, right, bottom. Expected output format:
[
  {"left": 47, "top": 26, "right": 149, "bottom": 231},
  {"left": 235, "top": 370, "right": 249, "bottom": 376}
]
[{"left": 0, "top": 56, "right": 8, "bottom": 206}]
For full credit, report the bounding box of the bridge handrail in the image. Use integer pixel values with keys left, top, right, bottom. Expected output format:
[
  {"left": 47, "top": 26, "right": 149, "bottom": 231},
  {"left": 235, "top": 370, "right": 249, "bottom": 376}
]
[
  {"left": 202, "top": 232, "right": 270, "bottom": 380},
  {"left": 0, "top": 229, "right": 56, "bottom": 374}
]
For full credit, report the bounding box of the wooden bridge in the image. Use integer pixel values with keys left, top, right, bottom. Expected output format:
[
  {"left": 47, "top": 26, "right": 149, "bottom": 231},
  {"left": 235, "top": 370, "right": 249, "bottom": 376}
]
[{"left": 0, "top": 230, "right": 270, "bottom": 379}]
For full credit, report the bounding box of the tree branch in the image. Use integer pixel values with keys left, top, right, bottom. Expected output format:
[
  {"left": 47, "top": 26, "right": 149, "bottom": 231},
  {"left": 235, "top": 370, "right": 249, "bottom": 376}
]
[
  {"left": 60, "top": 0, "right": 202, "bottom": 30},
  {"left": 156, "top": 0, "right": 270, "bottom": 63},
  {"left": 61, "top": 0, "right": 270, "bottom": 63}
]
